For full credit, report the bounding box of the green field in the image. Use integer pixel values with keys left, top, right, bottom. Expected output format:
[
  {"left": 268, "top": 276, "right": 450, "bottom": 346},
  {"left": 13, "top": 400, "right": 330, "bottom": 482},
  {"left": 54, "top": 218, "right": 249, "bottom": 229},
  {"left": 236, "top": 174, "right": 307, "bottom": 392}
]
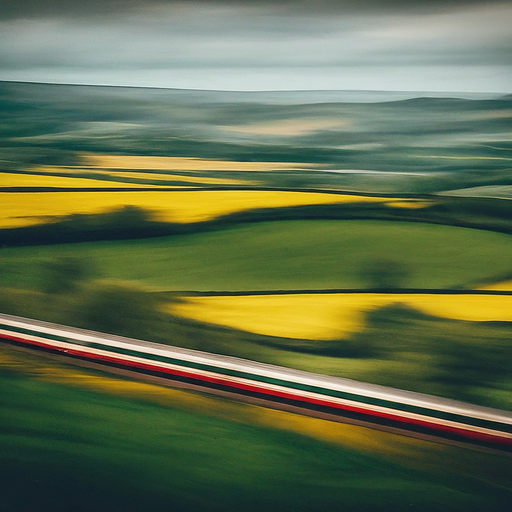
[
  {"left": 1, "top": 349, "right": 511, "bottom": 512},
  {"left": 2, "top": 220, "right": 512, "bottom": 292}
]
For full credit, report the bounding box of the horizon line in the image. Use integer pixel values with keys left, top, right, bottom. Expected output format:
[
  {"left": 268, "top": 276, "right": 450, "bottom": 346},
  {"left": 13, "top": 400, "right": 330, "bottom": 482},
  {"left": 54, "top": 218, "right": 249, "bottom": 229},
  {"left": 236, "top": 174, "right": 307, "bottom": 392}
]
[{"left": 1, "top": 78, "right": 509, "bottom": 97}]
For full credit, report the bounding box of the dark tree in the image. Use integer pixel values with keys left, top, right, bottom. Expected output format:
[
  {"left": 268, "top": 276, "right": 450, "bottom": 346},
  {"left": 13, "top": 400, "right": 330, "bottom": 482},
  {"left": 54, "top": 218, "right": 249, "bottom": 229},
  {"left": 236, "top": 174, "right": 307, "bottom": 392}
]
[
  {"left": 77, "top": 283, "right": 161, "bottom": 336},
  {"left": 41, "top": 256, "right": 96, "bottom": 294},
  {"left": 360, "top": 259, "right": 409, "bottom": 290}
]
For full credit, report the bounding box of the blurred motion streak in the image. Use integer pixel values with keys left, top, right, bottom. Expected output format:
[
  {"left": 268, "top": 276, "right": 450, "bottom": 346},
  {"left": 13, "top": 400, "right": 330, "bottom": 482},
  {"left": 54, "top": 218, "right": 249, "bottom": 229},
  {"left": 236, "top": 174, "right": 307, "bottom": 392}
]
[{"left": 0, "top": 313, "right": 510, "bottom": 452}]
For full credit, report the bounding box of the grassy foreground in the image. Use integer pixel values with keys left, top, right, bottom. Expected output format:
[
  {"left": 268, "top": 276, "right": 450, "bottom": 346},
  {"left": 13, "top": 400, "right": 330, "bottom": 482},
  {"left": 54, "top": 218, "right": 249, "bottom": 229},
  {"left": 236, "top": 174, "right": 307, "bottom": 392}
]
[
  {"left": 1, "top": 346, "right": 511, "bottom": 512},
  {"left": 2, "top": 220, "right": 512, "bottom": 291}
]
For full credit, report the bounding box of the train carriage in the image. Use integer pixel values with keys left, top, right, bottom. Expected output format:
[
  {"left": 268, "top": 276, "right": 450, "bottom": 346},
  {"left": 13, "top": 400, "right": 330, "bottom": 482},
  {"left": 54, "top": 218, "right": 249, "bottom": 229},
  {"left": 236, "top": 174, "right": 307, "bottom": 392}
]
[{"left": 0, "top": 312, "right": 510, "bottom": 451}]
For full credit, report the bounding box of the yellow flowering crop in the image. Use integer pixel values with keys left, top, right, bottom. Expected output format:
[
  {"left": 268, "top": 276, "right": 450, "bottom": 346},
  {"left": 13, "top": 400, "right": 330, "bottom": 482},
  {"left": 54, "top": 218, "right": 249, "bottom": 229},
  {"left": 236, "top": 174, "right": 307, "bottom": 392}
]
[
  {"left": 477, "top": 280, "right": 512, "bottom": 291},
  {"left": 81, "top": 154, "right": 315, "bottom": 172},
  {"left": 170, "top": 293, "right": 372, "bottom": 340},
  {"left": 405, "top": 294, "right": 512, "bottom": 322},
  {"left": 170, "top": 293, "right": 512, "bottom": 340},
  {"left": 0, "top": 190, "right": 422, "bottom": 229}
]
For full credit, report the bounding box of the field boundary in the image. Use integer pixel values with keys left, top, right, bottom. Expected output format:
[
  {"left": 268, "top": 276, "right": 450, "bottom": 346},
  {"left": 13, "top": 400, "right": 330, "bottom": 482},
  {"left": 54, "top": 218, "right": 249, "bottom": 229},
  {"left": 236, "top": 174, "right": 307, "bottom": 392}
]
[{"left": 167, "top": 289, "right": 512, "bottom": 297}]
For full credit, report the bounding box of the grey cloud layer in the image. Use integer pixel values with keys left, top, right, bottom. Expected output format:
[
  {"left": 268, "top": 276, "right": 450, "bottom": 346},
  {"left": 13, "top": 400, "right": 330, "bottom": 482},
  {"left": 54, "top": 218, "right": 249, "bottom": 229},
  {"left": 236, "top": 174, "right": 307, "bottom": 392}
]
[
  {"left": 1, "top": 0, "right": 510, "bottom": 91},
  {"left": 1, "top": 0, "right": 507, "bottom": 20},
  {"left": 2, "top": 3, "right": 510, "bottom": 69}
]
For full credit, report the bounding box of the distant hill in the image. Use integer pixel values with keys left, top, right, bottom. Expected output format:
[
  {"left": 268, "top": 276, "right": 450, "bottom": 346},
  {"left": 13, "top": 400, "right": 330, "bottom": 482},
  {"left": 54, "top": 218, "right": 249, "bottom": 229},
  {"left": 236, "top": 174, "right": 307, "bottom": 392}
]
[
  {"left": 0, "top": 80, "right": 505, "bottom": 104},
  {"left": 1, "top": 80, "right": 510, "bottom": 196}
]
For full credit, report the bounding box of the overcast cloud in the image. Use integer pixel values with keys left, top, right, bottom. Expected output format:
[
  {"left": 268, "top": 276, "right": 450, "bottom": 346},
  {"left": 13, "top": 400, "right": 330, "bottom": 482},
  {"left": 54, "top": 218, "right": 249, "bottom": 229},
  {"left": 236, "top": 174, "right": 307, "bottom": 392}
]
[
  {"left": 0, "top": 0, "right": 511, "bottom": 92},
  {"left": 2, "top": 0, "right": 509, "bottom": 19}
]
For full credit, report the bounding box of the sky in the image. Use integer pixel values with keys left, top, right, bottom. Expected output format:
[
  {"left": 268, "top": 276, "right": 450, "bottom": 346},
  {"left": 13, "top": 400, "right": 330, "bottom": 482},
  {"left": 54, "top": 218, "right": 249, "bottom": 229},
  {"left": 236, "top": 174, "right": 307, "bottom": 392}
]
[{"left": 0, "top": 0, "right": 511, "bottom": 92}]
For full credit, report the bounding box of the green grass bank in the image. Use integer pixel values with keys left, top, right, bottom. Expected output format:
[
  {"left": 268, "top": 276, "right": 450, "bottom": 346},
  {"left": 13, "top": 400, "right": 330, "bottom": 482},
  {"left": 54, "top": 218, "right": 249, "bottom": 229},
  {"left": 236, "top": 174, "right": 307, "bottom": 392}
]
[{"left": 2, "top": 220, "right": 512, "bottom": 292}]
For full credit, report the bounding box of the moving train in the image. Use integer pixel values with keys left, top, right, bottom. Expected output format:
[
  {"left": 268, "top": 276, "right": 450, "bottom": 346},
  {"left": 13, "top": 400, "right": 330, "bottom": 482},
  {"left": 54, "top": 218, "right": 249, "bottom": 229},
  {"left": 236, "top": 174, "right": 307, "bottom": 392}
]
[{"left": 0, "top": 312, "right": 510, "bottom": 451}]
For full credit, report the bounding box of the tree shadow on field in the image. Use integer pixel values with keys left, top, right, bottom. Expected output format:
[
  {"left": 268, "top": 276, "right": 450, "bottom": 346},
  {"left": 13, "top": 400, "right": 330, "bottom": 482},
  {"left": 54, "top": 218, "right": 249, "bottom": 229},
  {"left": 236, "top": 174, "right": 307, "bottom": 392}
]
[
  {"left": 347, "top": 303, "right": 512, "bottom": 408},
  {"left": 358, "top": 259, "right": 410, "bottom": 291}
]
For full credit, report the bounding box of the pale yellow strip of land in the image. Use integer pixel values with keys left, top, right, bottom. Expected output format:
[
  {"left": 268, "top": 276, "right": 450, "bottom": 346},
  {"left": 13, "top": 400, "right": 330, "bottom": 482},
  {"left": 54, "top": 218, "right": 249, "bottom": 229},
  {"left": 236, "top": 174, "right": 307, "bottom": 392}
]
[
  {"left": 30, "top": 166, "right": 252, "bottom": 185},
  {"left": 170, "top": 293, "right": 512, "bottom": 341},
  {"left": 81, "top": 154, "right": 316, "bottom": 172},
  {"left": 0, "top": 172, "right": 157, "bottom": 189},
  {"left": 100, "top": 171, "right": 251, "bottom": 185},
  {"left": 221, "top": 118, "right": 348, "bottom": 137},
  {"left": 383, "top": 200, "right": 434, "bottom": 209},
  {"left": 0, "top": 190, "right": 424, "bottom": 229}
]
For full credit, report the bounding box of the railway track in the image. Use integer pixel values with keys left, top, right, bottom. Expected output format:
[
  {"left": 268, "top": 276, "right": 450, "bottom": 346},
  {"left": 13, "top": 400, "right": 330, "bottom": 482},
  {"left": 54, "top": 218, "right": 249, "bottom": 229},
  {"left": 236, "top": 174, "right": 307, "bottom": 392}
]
[{"left": 1, "top": 312, "right": 510, "bottom": 454}]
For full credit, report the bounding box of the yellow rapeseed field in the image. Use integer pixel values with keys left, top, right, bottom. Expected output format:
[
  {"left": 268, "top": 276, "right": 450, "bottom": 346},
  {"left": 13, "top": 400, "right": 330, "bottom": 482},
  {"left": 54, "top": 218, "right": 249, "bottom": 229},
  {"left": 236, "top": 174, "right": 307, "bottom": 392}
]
[
  {"left": 0, "top": 172, "right": 156, "bottom": 189},
  {"left": 405, "top": 294, "right": 512, "bottom": 322},
  {"left": 170, "top": 293, "right": 512, "bottom": 340},
  {"left": 0, "top": 190, "right": 425, "bottom": 229},
  {"left": 477, "top": 280, "right": 512, "bottom": 291},
  {"left": 171, "top": 294, "right": 373, "bottom": 340},
  {"left": 81, "top": 154, "right": 315, "bottom": 172}
]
